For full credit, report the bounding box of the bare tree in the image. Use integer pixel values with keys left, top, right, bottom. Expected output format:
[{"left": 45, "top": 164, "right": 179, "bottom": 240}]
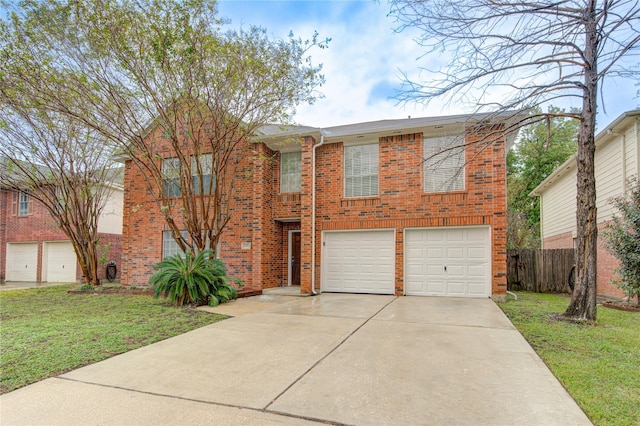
[
  {"left": 390, "top": 0, "right": 640, "bottom": 320},
  {"left": 0, "top": 106, "right": 118, "bottom": 286},
  {"left": 1, "top": 0, "right": 326, "bottom": 256}
]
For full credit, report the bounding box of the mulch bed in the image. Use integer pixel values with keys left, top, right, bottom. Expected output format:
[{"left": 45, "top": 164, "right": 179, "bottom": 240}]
[
  {"left": 601, "top": 300, "right": 640, "bottom": 312},
  {"left": 68, "top": 287, "right": 154, "bottom": 295},
  {"left": 68, "top": 287, "right": 262, "bottom": 298}
]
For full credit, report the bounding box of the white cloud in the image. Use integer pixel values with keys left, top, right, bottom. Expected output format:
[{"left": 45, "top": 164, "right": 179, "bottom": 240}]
[{"left": 217, "top": 0, "right": 639, "bottom": 129}]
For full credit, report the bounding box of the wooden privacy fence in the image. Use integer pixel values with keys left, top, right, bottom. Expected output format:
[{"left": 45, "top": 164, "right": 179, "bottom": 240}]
[{"left": 507, "top": 249, "right": 575, "bottom": 293}]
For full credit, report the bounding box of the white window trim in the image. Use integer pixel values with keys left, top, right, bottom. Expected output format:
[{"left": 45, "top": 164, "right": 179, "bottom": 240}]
[
  {"left": 344, "top": 143, "right": 379, "bottom": 198},
  {"left": 18, "top": 191, "right": 30, "bottom": 216},
  {"left": 162, "top": 154, "right": 215, "bottom": 197},
  {"left": 424, "top": 135, "right": 466, "bottom": 193},
  {"left": 280, "top": 151, "right": 302, "bottom": 193},
  {"left": 162, "top": 230, "right": 189, "bottom": 259}
]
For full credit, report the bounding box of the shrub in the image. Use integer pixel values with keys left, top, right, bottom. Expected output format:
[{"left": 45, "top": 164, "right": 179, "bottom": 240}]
[
  {"left": 149, "top": 249, "right": 241, "bottom": 306},
  {"left": 603, "top": 177, "right": 640, "bottom": 304}
]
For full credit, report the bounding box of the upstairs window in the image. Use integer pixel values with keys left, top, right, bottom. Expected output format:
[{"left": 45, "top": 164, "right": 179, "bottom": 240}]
[
  {"left": 162, "top": 158, "right": 181, "bottom": 197},
  {"left": 424, "top": 136, "right": 465, "bottom": 192},
  {"left": 344, "top": 143, "right": 378, "bottom": 197},
  {"left": 19, "top": 191, "right": 30, "bottom": 216},
  {"left": 12, "top": 191, "right": 32, "bottom": 217},
  {"left": 192, "top": 154, "right": 214, "bottom": 195},
  {"left": 280, "top": 151, "right": 302, "bottom": 193},
  {"left": 162, "top": 154, "right": 214, "bottom": 197}
]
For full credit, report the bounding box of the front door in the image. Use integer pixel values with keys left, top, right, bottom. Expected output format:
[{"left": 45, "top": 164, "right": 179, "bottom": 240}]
[{"left": 290, "top": 231, "right": 301, "bottom": 286}]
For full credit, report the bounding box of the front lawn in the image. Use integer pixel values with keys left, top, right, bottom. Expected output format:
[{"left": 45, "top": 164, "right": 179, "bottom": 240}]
[
  {"left": 0, "top": 285, "right": 226, "bottom": 394},
  {"left": 499, "top": 292, "right": 639, "bottom": 426}
]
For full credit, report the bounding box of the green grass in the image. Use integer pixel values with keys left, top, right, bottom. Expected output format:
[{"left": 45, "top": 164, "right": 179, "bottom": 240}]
[
  {"left": 0, "top": 285, "right": 227, "bottom": 394},
  {"left": 499, "top": 292, "right": 640, "bottom": 426}
]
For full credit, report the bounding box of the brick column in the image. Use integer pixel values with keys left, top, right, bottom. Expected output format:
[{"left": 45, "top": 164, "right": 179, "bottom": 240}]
[
  {"left": 250, "top": 142, "right": 276, "bottom": 292},
  {"left": 492, "top": 136, "right": 507, "bottom": 301},
  {"left": 299, "top": 136, "right": 315, "bottom": 294}
]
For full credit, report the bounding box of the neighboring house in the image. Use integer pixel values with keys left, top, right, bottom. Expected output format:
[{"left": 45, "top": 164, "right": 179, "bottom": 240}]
[
  {"left": 531, "top": 109, "right": 640, "bottom": 298},
  {"left": 0, "top": 173, "right": 124, "bottom": 284},
  {"left": 122, "top": 113, "right": 519, "bottom": 300}
]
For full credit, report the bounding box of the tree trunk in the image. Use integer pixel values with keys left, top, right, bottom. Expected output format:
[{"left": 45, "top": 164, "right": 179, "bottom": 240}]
[
  {"left": 74, "top": 238, "right": 101, "bottom": 286},
  {"left": 563, "top": 2, "right": 598, "bottom": 321}
]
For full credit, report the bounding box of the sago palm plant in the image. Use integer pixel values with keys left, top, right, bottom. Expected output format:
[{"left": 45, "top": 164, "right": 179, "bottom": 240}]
[{"left": 149, "top": 249, "right": 241, "bottom": 306}]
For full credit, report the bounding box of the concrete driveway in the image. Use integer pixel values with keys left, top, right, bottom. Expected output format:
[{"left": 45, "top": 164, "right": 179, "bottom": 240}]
[{"left": 0, "top": 294, "right": 591, "bottom": 425}]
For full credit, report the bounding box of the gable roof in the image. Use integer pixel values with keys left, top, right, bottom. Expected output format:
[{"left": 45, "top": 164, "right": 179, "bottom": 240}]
[
  {"left": 530, "top": 109, "right": 640, "bottom": 197},
  {"left": 0, "top": 156, "right": 124, "bottom": 191},
  {"left": 255, "top": 110, "right": 524, "bottom": 150}
]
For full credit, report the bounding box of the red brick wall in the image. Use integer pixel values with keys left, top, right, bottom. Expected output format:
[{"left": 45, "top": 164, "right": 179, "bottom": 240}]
[
  {"left": 120, "top": 133, "right": 278, "bottom": 291},
  {"left": 97, "top": 233, "right": 122, "bottom": 282},
  {"left": 298, "top": 129, "right": 507, "bottom": 297},
  {"left": 542, "top": 226, "right": 626, "bottom": 299},
  {"left": 542, "top": 231, "right": 573, "bottom": 249},
  {"left": 1, "top": 189, "right": 121, "bottom": 283},
  {"left": 0, "top": 190, "right": 8, "bottom": 282},
  {"left": 122, "top": 127, "right": 508, "bottom": 298}
]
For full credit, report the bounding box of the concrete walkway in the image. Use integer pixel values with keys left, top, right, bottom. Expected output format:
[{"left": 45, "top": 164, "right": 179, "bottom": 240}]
[{"left": 0, "top": 294, "right": 591, "bottom": 425}]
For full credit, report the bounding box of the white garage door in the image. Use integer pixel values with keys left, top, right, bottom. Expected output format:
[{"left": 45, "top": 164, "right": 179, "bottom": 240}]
[
  {"left": 6, "top": 243, "right": 38, "bottom": 282},
  {"left": 322, "top": 230, "right": 395, "bottom": 294},
  {"left": 45, "top": 242, "right": 77, "bottom": 282},
  {"left": 405, "top": 227, "right": 491, "bottom": 297}
]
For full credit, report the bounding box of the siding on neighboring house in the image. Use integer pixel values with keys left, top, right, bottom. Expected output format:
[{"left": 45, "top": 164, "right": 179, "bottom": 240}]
[
  {"left": 532, "top": 110, "right": 640, "bottom": 298},
  {"left": 98, "top": 187, "right": 124, "bottom": 234},
  {"left": 540, "top": 167, "right": 577, "bottom": 240}
]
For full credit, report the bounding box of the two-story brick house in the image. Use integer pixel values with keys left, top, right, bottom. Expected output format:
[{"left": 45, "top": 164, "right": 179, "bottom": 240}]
[
  {"left": 0, "top": 176, "right": 124, "bottom": 284},
  {"left": 121, "top": 113, "right": 517, "bottom": 300}
]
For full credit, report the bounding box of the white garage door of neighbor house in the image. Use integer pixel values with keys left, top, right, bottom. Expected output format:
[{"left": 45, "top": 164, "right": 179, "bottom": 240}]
[
  {"left": 7, "top": 243, "right": 38, "bottom": 282},
  {"left": 405, "top": 227, "right": 491, "bottom": 298},
  {"left": 45, "top": 242, "right": 77, "bottom": 282},
  {"left": 322, "top": 230, "right": 395, "bottom": 294}
]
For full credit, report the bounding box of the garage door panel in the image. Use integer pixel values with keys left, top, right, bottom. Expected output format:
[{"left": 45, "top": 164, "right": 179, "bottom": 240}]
[
  {"left": 468, "top": 283, "right": 487, "bottom": 296},
  {"left": 322, "top": 230, "right": 395, "bottom": 294},
  {"left": 447, "top": 281, "right": 466, "bottom": 296},
  {"left": 446, "top": 247, "right": 464, "bottom": 259},
  {"left": 427, "top": 231, "right": 444, "bottom": 242},
  {"left": 467, "top": 228, "right": 487, "bottom": 241},
  {"left": 447, "top": 230, "right": 465, "bottom": 241},
  {"left": 405, "top": 227, "right": 490, "bottom": 298},
  {"left": 378, "top": 264, "right": 394, "bottom": 273},
  {"left": 468, "top": 264, "right": 488, "bottom": 277},
  {"left": 406, "top": 247, "right": 424, "bottom": 259},
  {"left": 407, "top": 263, "right": 425, "bottom": 275},
  {"left": 426, "top": 265, "right": 444, "bottom": 276},
  {"left": 427, "top": 247, "right": 444, "bottom": 259},
  {"left": 427, "top": 281, "right": 445, "bottom": 294},
  {"left": 7, "top": 243, "right": 38, "bottom": 282},
  {"left": 446, "top": 265, "right": 465, "bottom": 278},
  {"left": 468, "top": 247, "right": 486, "bottom": 259},
  {"left": 45, "top": 242, "right": 77, "bottom": 282}
]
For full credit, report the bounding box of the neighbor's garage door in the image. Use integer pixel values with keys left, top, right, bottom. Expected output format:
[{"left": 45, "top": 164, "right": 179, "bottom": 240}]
[
  {"left": 45, "top": 241, "right": 77, "bottom": 282},
  {"left": 6, "top": 243, "right": 38, "bottom": 281},
  {"left": 322, "top": 230, "right": 395, "bottom": 294},
  {"left": 405, "top": 226, "right": 491, "bottom": 297}
]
